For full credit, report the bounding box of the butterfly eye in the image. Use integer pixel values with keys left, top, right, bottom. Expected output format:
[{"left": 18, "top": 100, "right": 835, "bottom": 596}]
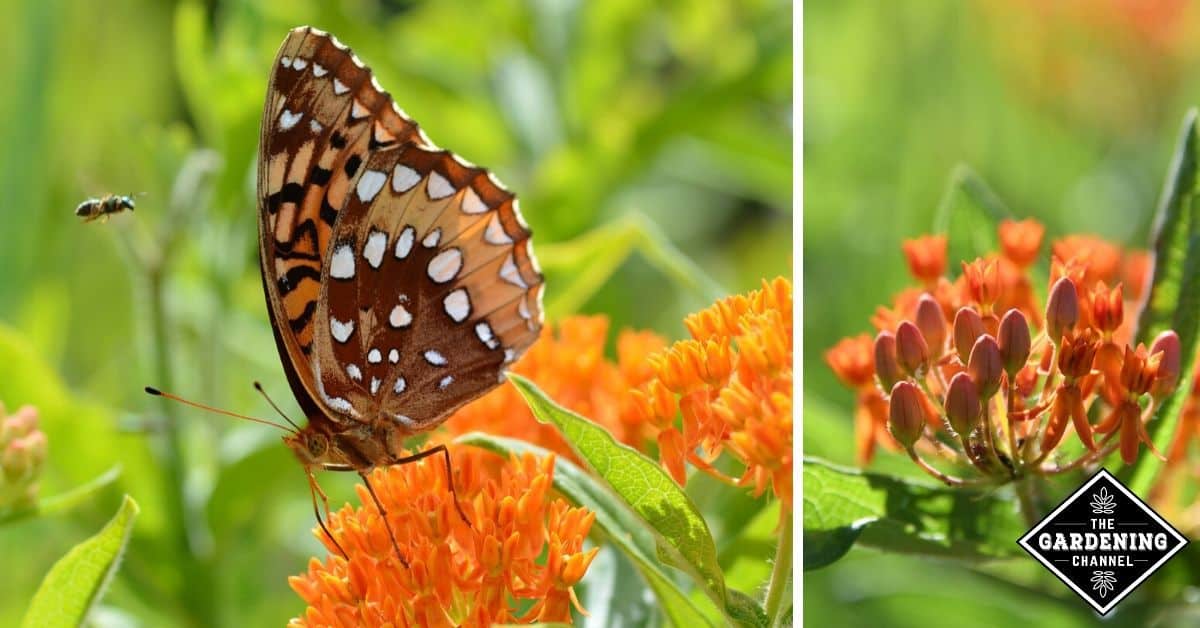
[{"left": 308, "top": 434, "right": 328, "bottom": 457}]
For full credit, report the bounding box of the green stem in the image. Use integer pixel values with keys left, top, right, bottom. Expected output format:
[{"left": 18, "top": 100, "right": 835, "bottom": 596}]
[
  {"left": 148, "top": 267, "right": 216, "bottom": 626},
  {"left": 1014, "top": 475, "right": 1047, "bottom": 528},
  {"left": 764, "top": 513, "right": 793, "bottom": 626}
]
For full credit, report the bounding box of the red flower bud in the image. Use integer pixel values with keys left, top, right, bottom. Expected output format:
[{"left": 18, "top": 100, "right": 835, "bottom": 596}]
[
  {"left": 944, "top": 372, "right": 981, "bottom": 436},
  {"left": 888, "top": 381, "right": 925, "bottom": 448},
  {"left": 915, "top": 294, "right": 947, "bottom": 358},
  {"left": 968, "top": 334, "right": 1003, "bottom": 399},
  {"left": 953, "top": 307, "right": 986, "bottom": 365},
  {"left": 896, "top": 321, "right": 930, "bottom": 376},
  {"left": 1046, "top": 277, "right": 1079, "bottom": 343},
  {"left": 997, "top": 309, "right": 1031, "bottom": 378},
  {"left": 874, "top": 331, "right": 903, "bottom": 390}
]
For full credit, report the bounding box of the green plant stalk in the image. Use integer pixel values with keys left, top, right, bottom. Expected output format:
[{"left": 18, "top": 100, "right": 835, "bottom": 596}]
[
  {"left": 148, "top": 267, "right": 216, "bottom": 626},
  {"left": 763, "top": 513, "right": 792, "bottom": 625}
]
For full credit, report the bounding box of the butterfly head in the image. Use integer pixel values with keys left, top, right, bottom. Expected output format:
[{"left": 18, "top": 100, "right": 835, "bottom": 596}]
[{"left": 284, "top": 428, "right": 333, "bottom": 466}]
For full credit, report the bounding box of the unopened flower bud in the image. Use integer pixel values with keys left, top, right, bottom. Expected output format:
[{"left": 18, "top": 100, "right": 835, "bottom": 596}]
[
  {"left": 915, "top": 294, "right": 947, "bottom": 358},
  {"left": 997, "top": 309, "right": 1031, "bottom": 378},
  {"left": 874, "top": 331, "right": 903, "bottom": 390},
  {"left": 895, "top": 321, "right": 930, "bottom": 376},
  {"left": 888, "top": 381, "right": 925, "bottom": 448},
  {"left": 944, "top": 372, "right": 981, "bottom": 436},
  {"left": 1150, "top": 330, "right": 1182, "bottom": 399},
  {"left": 0, "top": 404, "right": 45, "bottom": 509},
  {"left": 1046, "top": 277, "right": 1079, "bottom": 343},
  {"left": 968, "top": 334, "right": 1003, "bottom": 399},
  {"left": 953, "top": 307, "right": 986, "bottom": 364}
]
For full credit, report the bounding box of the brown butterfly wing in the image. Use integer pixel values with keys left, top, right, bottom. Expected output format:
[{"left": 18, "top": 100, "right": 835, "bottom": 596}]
[{"left": 258, "top": 27, "right": 543, "bottom": 435}]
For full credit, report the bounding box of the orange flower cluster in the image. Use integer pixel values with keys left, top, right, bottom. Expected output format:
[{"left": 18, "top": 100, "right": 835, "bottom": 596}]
[
  {"left": 289, "top": 447, "right": 598, "bottom": 627},
  {"left": 630, "top": 277, "right": 793, "bottom": 509},
  {"left": 825, "top": 220, "right": 1179, "bottom": 483},
  {"left": 442, "top": 316, "right": 665, "bottom": 455}
]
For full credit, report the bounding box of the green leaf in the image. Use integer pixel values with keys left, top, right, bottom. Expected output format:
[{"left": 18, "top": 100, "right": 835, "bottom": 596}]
[
  {"left": 21, "top": 495, "right": 140, "bottom": 628},
  {"left": 933, "top": 164, "right": 1012, "bottom": 265},
  {"left": 802, "top": 457, "right": 1024, "bottom": 571},
  {"left": 507, "top": 375, "right": 766, "bottom": 627},
  {"left": 1127, "top": 109, "right": 1200, "bottom": 494},
  {"left": 456, "top": 432, "right": 719, "bottom": 628},
  {"left": 0, "top": 466, "right": 121, "bottom": 526}
]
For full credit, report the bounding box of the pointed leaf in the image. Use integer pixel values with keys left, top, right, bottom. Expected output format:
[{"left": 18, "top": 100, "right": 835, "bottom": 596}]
[
  {"left": 456, "top": 432, "right": 718, "bottom": 627},
  {"left": 1128, "top": 109, "right": 1200, "bottom": 493},
  {"left": 508, "top": 375, "right": 766, "bottom": 626},
  {"left": 21, "top": 495, "right": 139, "bottom": 628},
  {"left": 803, "top": 457, "right": 1024, "bottom": 570}
]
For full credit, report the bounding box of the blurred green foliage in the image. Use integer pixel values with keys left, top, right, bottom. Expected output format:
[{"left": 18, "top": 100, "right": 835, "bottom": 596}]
[
  {"left": 0, "top": 0, "right": 791, "bottom": 625},
  {"left": 806, "top": 1, "right": 1200, "bottom": 626}
]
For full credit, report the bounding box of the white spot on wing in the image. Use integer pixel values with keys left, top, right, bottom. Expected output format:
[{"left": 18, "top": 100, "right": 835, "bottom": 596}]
[
  {"left": 370, "top": 76, "right": 384, "bottom": 92},
  {"left": 443, "top": 289, "right": 471, "bottom": 322},
  {"left": 331, "top": 317, "right": 355, "bottom": 343},
  {"left": 346, "top": 364, "right": 362, "bottom": 380},
  {"left": 519, "top": 297, "right": 531, "bottom": 320},
  {"left": 393, "top": 377, "right": 407, "bottom": 394},
  {"left": 393, "top": 413, "right": 416, "bottom": 427},
  {"left": 422, "top": 228, "right": 441, "bottom": 248},
  {"left": 333, "top": 78, "right": 349, "bottom": 95},
  {"left": 313, "top": 63, "right": 327, "bottom": 77},
  {"left": 499, "top": 253, "right": 527, "bottom": 288},
  {"left": 389, "top": 304, "right": 413, "bottom": 328},
  {"left": 356, "top": 170, "right": 387, "bottom": 203},
  {"left": 461, "top": 187, "right": 487, "bottom": 214},
  {"left": 424, "top": 350, "right": 447, "bottom": 366},
  {"left": 293, "top": 58, "right": 308, "bottom": 70},
  {"left": 392, "top": 165, "right": 421, "bottom": 192},
  {"left": 363, "top": 230, "right": 387, "bottom": 268},
  {"left": 427, "top": 172, "right": 454, "bottom": 199},
  {"left": 427, "top": 248, "right": 463, "bottom": 284},
  {"left": 330, "top": 244, "right": 355, "bottom": 279},
  {"left": 351, "top": 100, "right": 369, "bottom": 119},
  {"left": 281, "top": 56, "right": 293, "bottom": 68},
  {"left": 370, "top": 377, "right": 381, "bottom": 395},
  {"left": 368, "top": 348, "right": 382, "bottom": 364},
  {"left": 388, "top": 349, "right": 399, "bottom": 364},
  {"left": 327, "top": 397, "right": 353, "bottom": 413},
  {"left": 484, "top": 214, "right": 512, "bottom": 245},
  {"left": 279, "top": 109, "right": 302, "bottom": 130},
  {"left": 473, "top": 322, "right": 496, "bottom": 347},
  {"left": 475, "top": 322, "right": 499, "bottom": 349},
  {"left": 394, "top": 226, "right": 415, "bottom": 258},
  {"left": 310, "top": 119, "right": 324, "bottom": 133},
  {"left": 439, "top": 375, "right": 454, "bottom": 389}
]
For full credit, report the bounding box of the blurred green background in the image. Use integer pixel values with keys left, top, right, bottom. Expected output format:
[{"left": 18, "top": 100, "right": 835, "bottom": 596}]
[
  {"left": 0, "top": 0, "right": 791, "bottom": 625},
  {"left": 806, "top": 1, "right": 1200, "bottom": 627}
]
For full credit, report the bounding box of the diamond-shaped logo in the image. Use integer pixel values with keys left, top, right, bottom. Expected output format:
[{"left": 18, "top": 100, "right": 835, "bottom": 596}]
[{"left": 1018, "top": 469, "right": 1188, "bottom": 615}]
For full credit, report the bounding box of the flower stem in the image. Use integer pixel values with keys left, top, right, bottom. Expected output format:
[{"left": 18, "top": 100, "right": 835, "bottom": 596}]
[{"left": 764, "top": 513, "right": 793, "bottom": 626}]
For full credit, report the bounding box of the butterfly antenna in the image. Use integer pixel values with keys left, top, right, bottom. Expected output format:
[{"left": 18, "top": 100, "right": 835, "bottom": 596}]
[
  {"left": 144, "top": 386, "right": 295, "bottom": 433},
  {"left": 253, "top": 381, "right": 303, "bottom": 431}
]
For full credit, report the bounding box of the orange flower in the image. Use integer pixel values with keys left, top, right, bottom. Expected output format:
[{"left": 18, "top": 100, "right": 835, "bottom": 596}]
[
  {"left": 289, "top": 447, "right": 598, "bottom": 627},
  {"left": 998, "top": 219, "right": 1045, "bottom": 268},
  {"left": 1053, "top": 235, "right": 1123, "bottom": 287},
  {"left": 635, "top": 278, "right": 793, "bottom": 509},
  {"left": 902, "top": 235, "right": 948, "bottom": 285},
  {"left": 443, "top": 316, "right": 665, "bottom": 454}
]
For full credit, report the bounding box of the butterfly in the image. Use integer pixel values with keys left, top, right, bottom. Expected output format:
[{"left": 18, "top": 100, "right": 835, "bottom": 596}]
[
  {"left": 75, "top": 194, "right": 135, "bottom": 222},
  {"left": 149, "top": 26, "right": 544, "bottom": 565}
]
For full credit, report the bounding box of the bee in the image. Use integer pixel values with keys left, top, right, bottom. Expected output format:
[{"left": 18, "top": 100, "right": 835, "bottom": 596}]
[{"left": 75, "top": 194, "right": 135, "bottom": 223}]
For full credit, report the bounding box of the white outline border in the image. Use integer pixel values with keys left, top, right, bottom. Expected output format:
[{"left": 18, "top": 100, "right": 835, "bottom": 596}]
[{"left": 1017, "top": 468, "right": 1188, "bottom": 615}]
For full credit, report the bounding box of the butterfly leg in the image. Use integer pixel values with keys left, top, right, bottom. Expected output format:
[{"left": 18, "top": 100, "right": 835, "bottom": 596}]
[
  {"left": 387, "top": 444, "right": 472, "bottom": 527},
  {"left": 357, "top": 470, "right": 410, "bottom": 568},
  {"left": 306, "top": 470, "right": 348, "bottom": 560}
]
